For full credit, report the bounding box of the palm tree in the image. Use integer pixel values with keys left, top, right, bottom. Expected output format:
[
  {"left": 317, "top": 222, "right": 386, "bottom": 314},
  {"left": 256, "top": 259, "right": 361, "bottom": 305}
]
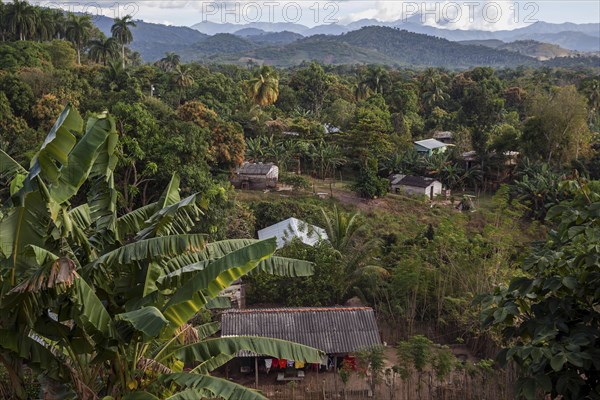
[
  {"left": 129, "top": 50, "right": 143, "bottom": 66},
  {"left": 104, "top": 59, "right": 130, "bottom": 90},
  {"left": 65, "top": 13, "right": 92, "bottom": 64},
  {"left": 174, "top": 65, "right": 194, "bottom": 104},
  {"left": 156, "top": 51, "right": 180, "bottom": 72},
  {"left": 6, "top": 0, "right": 36, "bottom": 40},
  {"left": 33, "top": 7, "right": 55, "bottom": 41},
  {"left": 51, "top": 9, "right": 65, "bottom": 39},
  {"left": 354, "top": 81, "right": 372, "bottom": 101},
  {"left": 321, "top": 206, "right": 387, "bottom": 297},
  {"left": 88, "top": 37, "right": 118, "bottom": 65},
  {"left": 420, "top": 68, "right": 449, "bottom": 110},
  {"left": 321, "top": 205, "right": 361, "bottom": 253},
  {"left": 247, "top": 65, "right": 279, "bottom": 106},
  {"left": 111, "top": 14, "right": 136, "bottom": 68},
  {"left": 363, "top": 66, "right": 391, "bottom": 95},
  {"left": 0, "top": 2, "right": 7, "bottom": 41},
  {"left": 0, "top": 104, "right": 321, "bottom": 399}
]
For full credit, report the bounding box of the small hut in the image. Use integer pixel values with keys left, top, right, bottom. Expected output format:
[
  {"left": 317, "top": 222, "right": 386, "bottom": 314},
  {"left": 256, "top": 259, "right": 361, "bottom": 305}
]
[
  {"left": 390, "top": 174, "right": 443, "bottom": 200},
  {"left": 221, "top": 307, "right": 381, "bottom": 386},
  {"left": 231, "top": 162, "right": 279, "bottom": 190}
]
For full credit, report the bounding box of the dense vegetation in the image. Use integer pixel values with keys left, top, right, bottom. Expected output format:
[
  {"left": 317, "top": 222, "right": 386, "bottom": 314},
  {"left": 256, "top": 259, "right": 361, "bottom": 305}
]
[{"left": 0, "top": 1, "right": 599, "bottom": 399}]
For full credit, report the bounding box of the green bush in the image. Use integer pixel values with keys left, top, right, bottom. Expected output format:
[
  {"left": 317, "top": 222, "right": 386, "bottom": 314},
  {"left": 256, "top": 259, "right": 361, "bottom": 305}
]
[{"left": 279, "top": 173, "right": 310, "bottom": 190}]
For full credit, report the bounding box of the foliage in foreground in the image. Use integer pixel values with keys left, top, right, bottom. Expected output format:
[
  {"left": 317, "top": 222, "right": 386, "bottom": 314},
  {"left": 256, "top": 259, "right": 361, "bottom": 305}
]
[
  {"left": 479, "top": 180, "right": 600, "bottom": 399},
  {"left": 0, "top": 105, "right": 323, "bottom": 399}
]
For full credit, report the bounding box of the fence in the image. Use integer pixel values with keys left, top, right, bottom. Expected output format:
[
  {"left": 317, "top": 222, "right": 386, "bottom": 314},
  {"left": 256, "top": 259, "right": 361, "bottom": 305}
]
[{"left": 258, "top": 365, "right": 519, "bottom": 400}]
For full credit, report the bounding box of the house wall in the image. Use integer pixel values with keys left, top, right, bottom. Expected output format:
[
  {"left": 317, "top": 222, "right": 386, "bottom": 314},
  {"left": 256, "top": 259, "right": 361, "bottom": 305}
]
[
  {"left": 231, "top": 174, "right": 278, "bottom": 190},
  {"left": 395, "top": 182, "right": 443, "bottom": 198}
]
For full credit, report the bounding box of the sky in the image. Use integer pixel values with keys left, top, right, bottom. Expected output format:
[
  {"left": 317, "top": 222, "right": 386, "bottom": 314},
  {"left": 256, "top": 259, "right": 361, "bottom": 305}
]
[{"left": 32, "top": 1, "right": 600, "bottom": 29}]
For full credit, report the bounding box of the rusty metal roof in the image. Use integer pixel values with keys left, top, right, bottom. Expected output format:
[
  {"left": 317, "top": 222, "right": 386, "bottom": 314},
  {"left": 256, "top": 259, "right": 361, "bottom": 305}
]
[
  {"left": 237, "top": 162, "right": 278, "bottom": 176},
  {"left": 221, "top": 307, "right": 381, "bottom": 355}
]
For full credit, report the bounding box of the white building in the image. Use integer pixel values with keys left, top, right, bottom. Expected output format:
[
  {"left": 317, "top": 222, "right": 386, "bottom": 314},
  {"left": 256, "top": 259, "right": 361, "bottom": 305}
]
[
  {"left": 257, "top": 217, "right": 328, "bottom": 249},
  {"left": 390, "top": 175, "right": 443, "bottom": 200}
]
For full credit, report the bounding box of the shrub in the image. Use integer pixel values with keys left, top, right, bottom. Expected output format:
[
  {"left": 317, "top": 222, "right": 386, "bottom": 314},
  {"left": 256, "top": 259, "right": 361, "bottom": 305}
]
[{"left": 279, "top": 173, "right": 310, "bottom": 190}]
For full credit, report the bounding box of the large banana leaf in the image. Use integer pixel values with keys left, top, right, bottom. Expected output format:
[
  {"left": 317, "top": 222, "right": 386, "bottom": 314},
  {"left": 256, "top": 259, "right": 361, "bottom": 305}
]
[
  {"left": 69, "top": 275, "right": 114, "bottom": 343},
  {"left": 26, "top": 104, "right": 81, "bottom": 187},
  {"left": 0, "top": 149, "right": 26, "bottom": 182},
  {"left": 86, "top": 126, "right": 119, "bottom": 250},
  {"left": 84, "top": 234, "right": 208, "bottom": 274},
  {"left": 174, "top": 337, "right": 323, "bottom": 374},
  {"left": 161, "top": 373, "right": 269, "bottom": 400},
  {"left": 142, "top": 261, "right": 163, "bottom": 297},
  {"left": 196, "top": 321, "right": 220, "bottom": 341},
  {"left": 165, "top": 389, "right": 220, "bottom": 400},
  {"left": 160, "top": 256, "right": 313, "bottom": 289},
  {"left": 0, "top": 329, "right": 67, "bottom": 381},
  {"left": 135, "top": 195, "right": 203, "bottom": 240},
  {"left": 161, "top": 239, "right": 276, "bottom": 331},
  {"left": 116, "top": 174, "right": 183, "bottom": 241},
  {"left": 162, "top": 239, "right": 314, "bottom": 278},
  {"left": 116, "top": 307, "right": 168, "bottom": 338},
  {"left": 116, "top": 202, "right": 159, "bottom": 240},
  {"left": 68, "top": 204, "right": 92, "bottom": 231},
  {"left": 49, "top": 113, "right": 116, "bottom": 205},
  {"left": 158, "top": 173, "right": 181, "bottom": 208},
  {"left": 0, "top": 191, "right": 50, "bottom": 274}
]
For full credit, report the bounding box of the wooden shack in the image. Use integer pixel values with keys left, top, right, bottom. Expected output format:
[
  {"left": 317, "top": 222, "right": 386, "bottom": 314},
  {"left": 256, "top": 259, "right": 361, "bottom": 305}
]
[{"left": 231, "top": 162, "right": 279, "bottom": 190}]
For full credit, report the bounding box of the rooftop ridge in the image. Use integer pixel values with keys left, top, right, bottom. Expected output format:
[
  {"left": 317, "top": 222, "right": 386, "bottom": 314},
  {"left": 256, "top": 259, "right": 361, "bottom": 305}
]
[{"left": 225, "top": 306, "right": 373, "bottom": 314}]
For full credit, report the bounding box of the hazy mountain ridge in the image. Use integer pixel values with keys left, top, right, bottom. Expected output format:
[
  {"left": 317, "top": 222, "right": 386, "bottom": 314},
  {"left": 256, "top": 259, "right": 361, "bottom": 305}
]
[
  {"left": 90, "top": 15, "right": 599, "bottom": 66},
  {"left": 93, "top": 15, "right": 208, "bottom": 61},
  {"left": 191, "top": 19, "right": 600, "bottom": 52},
  {"left": 460, "top": 39, "right": 574, "bottom": 60},
  {"left": 180, "top": 27, "right": 540, "bottom": 68}
]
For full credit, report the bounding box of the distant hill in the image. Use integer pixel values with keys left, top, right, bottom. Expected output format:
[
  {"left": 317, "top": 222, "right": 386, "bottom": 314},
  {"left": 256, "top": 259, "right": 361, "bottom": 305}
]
[
  {"left": 460, "top": 39, "right": 505, "bottom": 49},
  {"left": 179, "top": 33, "right": 257, "bottom": 60},
  {"left": 90, "top": 14, "right": 599, "bottom": 65},
  {"left": 181, "top": 26, "right": 539, "bottom": 68},
  {"left": 234, "top": 30, "right": 304, "bottom": 45},
  {"left": 92, "top": 15, "right": 207, "bottom": 61},
  {"left": 191, "top": 21, "right": 309, "bottom": 35},
  {"left": 335, "top": 27, "right": 537, "bottom": 68},
  {"left": 461, "top": 39, "right": 573, "bottom": 60},
  {"left": 233, "top": 28, "right": 266, "bottom": 37},
  {"left": 190, "top": 19, "right": 600, "bottom": 52},
  {"left": 506, "top": 31, "right": 600, "bottom": 52}
]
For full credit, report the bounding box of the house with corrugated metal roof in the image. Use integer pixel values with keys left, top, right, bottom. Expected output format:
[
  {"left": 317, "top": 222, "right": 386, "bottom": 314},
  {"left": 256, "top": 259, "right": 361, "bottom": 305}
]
[
  {"left": 221, "top": 307, "right": 381, "bottom": 386},
  {"left": 231, "top": 162, "right": 279, "bottom": 190},
  {"left": 390, "top": 174, "right": 443, "bottom": 200},
  {"left": 414, "top": 138, "right": 450, "bottom": 156},
  {"left": 257, "top": 218, "right": 328, "bottom": 249}
]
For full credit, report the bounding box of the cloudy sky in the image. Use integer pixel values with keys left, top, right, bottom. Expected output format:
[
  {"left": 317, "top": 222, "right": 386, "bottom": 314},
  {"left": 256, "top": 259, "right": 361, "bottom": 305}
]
[{"left": 36, "top": 1, "right": 600, "bottom": 29}]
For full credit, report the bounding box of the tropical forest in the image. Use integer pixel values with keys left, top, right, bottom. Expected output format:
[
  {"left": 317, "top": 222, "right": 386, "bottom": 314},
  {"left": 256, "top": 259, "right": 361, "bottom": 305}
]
[{"left": 0, "top": 1, "right": 599, "bottom": 399}]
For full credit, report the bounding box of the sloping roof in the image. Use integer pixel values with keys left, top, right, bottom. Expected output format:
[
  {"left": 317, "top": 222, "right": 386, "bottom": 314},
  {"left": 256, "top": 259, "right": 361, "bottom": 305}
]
[
  {"left": 397, "top": 175, "right": 440, "bottom": 188},
  {"left": 257, "top": 217, "right": 327, "bottom": 249},
  {"left": 433, "top": 131, "right": 453, "bottom": 140},
  {"left": 237, "top": 162, "right": 278, "bottom": 176},
  {"left": 414, "top": 138, "right": 448, "bottom": 150},
  {"left": 389, "top": 174, "right": 406, "bottom": 185},
  {"left": 222, "top": 307, "right": 381, "bottom": 355}
]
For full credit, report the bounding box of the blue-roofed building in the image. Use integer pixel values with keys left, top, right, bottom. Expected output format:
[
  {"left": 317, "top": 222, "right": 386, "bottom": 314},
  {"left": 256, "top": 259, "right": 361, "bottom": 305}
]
[{"left": 414, "top": 138, "right": 450, "bottom": 156}]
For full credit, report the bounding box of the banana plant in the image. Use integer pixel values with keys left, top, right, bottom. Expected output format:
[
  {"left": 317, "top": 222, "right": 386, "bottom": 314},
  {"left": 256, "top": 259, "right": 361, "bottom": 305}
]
[{"left": 0, "top": 105, "right": 323, "bottom": 399}]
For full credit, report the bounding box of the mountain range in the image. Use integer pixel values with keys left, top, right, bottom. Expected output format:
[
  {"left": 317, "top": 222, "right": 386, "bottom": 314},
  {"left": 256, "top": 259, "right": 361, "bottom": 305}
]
[
  {"left": 91, "top": 15, "right": 599, "bottom": 67},
  {"left": 190, "top": 19, "right": 600, "bottom": 52}
]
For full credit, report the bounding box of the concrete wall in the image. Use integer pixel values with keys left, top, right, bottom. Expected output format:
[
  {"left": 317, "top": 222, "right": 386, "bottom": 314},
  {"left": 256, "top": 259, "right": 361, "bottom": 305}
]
[{"left": 394, "top": 181, "right": 443, "bottom": 199}]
